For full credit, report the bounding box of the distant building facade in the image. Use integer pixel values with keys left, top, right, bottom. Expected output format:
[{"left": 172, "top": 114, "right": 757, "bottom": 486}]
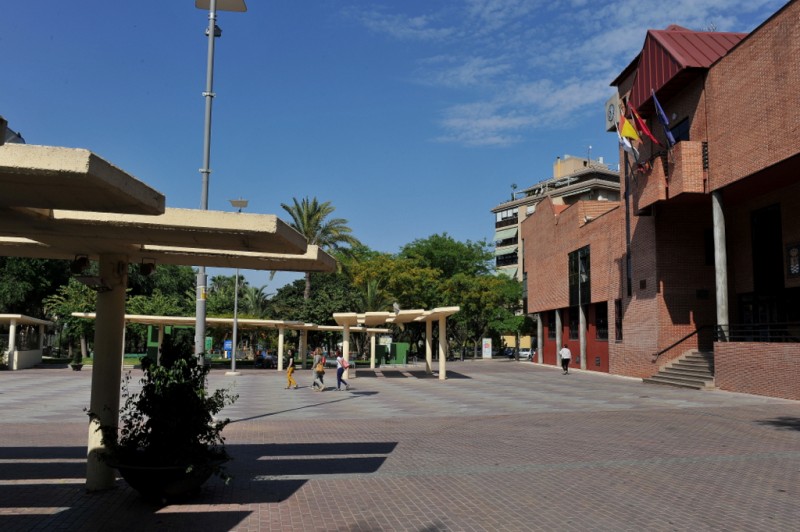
[{"left": 491, "top": 155, "right": 620, "bottom": 350}]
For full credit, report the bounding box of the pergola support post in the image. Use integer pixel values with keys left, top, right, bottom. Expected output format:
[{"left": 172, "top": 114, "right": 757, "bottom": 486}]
[
  {"left": 425, "top": 320, "right": 433, "bottom": 374},
  {"left": 86, "top": 254, "right": 128, "bottom": 491},
  {"left": 438, "top": 317, "right": 446, "bottom": 380}
]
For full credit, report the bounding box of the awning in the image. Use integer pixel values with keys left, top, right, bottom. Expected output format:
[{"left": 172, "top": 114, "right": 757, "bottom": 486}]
[
  {"left": 498, "top": 267, "right": 518, "bottom": 278},
  {"left": 494, "top": 246, "right": 518, "bottom": 256},
  {"left": 493, "top": 226, "right": 518, "bottom": 241}
]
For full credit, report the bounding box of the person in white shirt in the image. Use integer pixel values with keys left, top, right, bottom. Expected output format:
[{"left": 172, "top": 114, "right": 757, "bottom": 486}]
[{"left": 559, "top": 344, "right": 572, "bottom": 375}]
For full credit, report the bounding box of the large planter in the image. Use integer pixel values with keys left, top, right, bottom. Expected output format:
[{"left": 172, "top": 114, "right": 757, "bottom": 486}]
[
  {"left": 70, "top": 363, "right": 83, "bottom": 371},
  {"left": 113, "top": 458, "right": 226, "bottom": 503}
]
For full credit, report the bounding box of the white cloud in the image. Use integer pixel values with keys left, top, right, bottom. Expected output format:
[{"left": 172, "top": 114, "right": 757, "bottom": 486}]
[{"left": 347, "top": 0, "right": 786, "bottom": 147}]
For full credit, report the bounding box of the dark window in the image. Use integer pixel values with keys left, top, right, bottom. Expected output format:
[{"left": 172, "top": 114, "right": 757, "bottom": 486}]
[
  {"left": 704, "top": 228, "right": 715, "bottom": 266},
  {"left": 614, "top": 299, "right": 623, "bottom": 342},
  {"left": 596, "top": 301, "right": 608, "bottom": 341},
  {"left": 569, "top": 309, "right": 579, "bottom": 340},
  {"left": 751, "top": 204, "right": 783, "bottom": 295},
  {"left": 547, "top": 311, "right": 556, "bottom": 339},
  {"left": 568, "top": 246, "right": 590, "bottom": 308},
  {"left": 671, "top": 118, "right": 690, "bottom": 143}
]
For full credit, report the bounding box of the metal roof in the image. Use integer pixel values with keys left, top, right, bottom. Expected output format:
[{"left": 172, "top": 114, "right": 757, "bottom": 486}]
[{"left": 627, "top": 25, "right": 746, "bottom": 112}]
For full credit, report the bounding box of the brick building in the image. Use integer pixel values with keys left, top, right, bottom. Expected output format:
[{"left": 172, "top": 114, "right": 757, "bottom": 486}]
[
  {"left": 492, "top": 155, "right": 619, "bottom": 352},
  {"left": 522, "top": 0, "right": 800, "bottom": 399}
]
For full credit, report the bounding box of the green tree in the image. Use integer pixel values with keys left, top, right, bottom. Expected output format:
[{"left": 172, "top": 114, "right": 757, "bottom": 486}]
[
  {"left": 0, "top": 258, "right": 71, "bottom": 316},
  {"left": 280, "top": 196, "right": 361, "bottom": 299},
  {"left": 240, "top": 285, "right": 271, "bottom": 318},
  {"left": 43, "top": 278, "right": 97, "bottom": 363},
  {"left": 399, "top": 233, "right": 493, "bottom": 278},
  {"left": 444, "top": 273, "right": 522, "bottom": 356}
]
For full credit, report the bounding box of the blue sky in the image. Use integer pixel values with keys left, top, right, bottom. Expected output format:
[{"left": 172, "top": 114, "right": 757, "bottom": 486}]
[{"left": 2, "top": 0, "right": 784, "bottom": 290}]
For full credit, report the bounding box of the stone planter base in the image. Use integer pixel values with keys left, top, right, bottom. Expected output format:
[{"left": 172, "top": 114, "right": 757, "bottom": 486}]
[{"left": 114, "top": 460, "right": 225, "bottom": 503}]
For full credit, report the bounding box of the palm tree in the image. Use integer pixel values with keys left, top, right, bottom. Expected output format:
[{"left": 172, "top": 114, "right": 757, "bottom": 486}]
[
  {"left": 281, "top": 197, "right": 361, "bottom": 299},
  {"left": 241, "top": 285, "right": 271, "bottom": 318}
]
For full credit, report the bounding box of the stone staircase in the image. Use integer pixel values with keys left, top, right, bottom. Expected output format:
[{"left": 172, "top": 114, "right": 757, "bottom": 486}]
[{"left": 642, "top": 350, "right": 715, "bottom": 390}]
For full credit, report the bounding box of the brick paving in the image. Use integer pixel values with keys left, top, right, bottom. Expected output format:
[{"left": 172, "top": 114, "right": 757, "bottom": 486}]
[{"left": 1, "top": 360, "right": 799, "bottom": 531}]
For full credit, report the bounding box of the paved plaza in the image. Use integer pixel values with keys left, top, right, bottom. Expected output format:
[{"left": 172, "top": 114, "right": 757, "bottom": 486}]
[{"left": 1, "top": 359, "right": 799, "bottom": 531}]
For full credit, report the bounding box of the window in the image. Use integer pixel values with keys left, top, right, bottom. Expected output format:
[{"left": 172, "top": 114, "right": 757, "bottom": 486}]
[
  {"left": 671, "top": 118, "right": 690, "bottom": 143},
  {"left": 596, "top": 301, "right": 608, "bottom": 341},
  {"left": 568, "top": 246, "right": 590, "bottom": 308},
  {"left": 547, "top": 311, "right": 556, "bottom": 339},
  {"left": 614, "top": 299, "right": 623, "bottom": 342},
  {"left": 569, "top": 309, "right": 579, "bottom": 340}
]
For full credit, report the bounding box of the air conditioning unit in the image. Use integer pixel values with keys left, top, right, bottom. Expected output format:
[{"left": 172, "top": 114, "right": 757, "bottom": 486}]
[{"left": 604, "top": 94, "right": 620, "bottom": 133}]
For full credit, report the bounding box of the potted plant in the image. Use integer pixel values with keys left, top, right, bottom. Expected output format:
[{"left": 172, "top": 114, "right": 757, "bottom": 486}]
[
  {"left": 93, "top": 341, "right": 238, "bottom": 503},
  {"left": 70, "top": 348, "right": 84, "bottom": 371}
]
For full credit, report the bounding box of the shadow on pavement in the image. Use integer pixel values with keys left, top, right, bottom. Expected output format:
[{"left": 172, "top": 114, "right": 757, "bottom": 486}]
[{"left": 757, "top": 416, "right": 800, "bottom": 432}]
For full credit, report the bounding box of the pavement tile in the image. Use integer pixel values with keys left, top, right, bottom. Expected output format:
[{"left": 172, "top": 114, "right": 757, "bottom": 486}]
[{"left": 0, "top": 361, "right": 799, "bottom": 531}]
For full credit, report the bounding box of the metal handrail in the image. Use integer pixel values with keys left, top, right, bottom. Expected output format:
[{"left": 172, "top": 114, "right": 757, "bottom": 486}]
[
  {"left": 716, "top": 323, "right": 800, "bottom": 343},
  {"left": 651, "top": 325, "right": 716, "bottom": 364}
]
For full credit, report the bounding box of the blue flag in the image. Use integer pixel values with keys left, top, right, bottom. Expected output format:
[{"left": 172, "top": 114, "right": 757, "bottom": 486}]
[{"left": 652, "top": 89, "right": 676, "bottom": 147}]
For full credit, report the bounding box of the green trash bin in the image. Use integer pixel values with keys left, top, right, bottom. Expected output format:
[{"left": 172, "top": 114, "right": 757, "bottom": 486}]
[{"left": 390, "top": 343, "right": 409, "bottom": 365}]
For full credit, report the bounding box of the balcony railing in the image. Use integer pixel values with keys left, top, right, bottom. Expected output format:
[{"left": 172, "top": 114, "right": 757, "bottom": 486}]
[
  {"left": 668, "top": 141, "right": 706, "bottom": 196},
  {"left": 633, "top": 140, "right": 706, "bottom": 211},
  {"left": 496, "top": 254, "right": 518, "bottom": 268},
  {"left": 716, "top": 323, "right": 800, "bottom": 343},
  {"left": 495, "top": 217, "right": 518, "bottom": 229}
]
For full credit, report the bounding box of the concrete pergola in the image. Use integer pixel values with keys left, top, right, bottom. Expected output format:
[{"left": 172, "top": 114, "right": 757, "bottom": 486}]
[
  {"left": 333, "top": 306, "right": 460, "bottom": 380},
  {"left": 71, "top": 313, "right": 305, "bottom": 366},
  {"left": 0, "top": 143, "right": 336, "bottom": 491},
  {"left": 0, "top": 314, "right": 53, "bottom": 370}
]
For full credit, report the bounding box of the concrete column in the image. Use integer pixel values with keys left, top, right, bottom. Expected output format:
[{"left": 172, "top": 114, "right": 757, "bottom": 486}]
[
  {"left": 8, "top": 319, "right": 17, "bottom": 370},
  {"left": 369, "top": 332, "right": 376, "bottom": 369},
  {"left": 342, "top": 324, "right": 350, "bottom": 379},
  {"left": 438, "top": 318, "right": 446, "bottom": 381},
  {"left": 277, "top": 327, "right": 285, "bottom": 371},
  {"left": 555, "top": 309, "right": 563, "bottom": 366},
  {"left": 579, "top": 304, "right": 587, "bottom": 370},
  {"left": 536, "top": 314, "right": 543, "bottom": 364},
  {"left": 86, "top": 254, "right": 128, "bottom": 491},
  {"left": 300, "top": 330, "right": 308, "bottom": 369},
  {"left": 425, "top": 319, "right": 433, "bottom": 374},
  {"left": 712, "top": 190, "right": 729, "bottom": 341},
  {"left": 38, "top": 324, "right": 45, "bottom": 349}
]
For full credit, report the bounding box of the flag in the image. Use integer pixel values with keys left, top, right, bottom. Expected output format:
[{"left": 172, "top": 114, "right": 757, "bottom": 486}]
[
  {"left": 630, "top": 105, "right": 661, "bottom": 146},
  {"left": 615, "top": 120, "right": 639, "bottom": 161},
  {"left": 652, "top": 89, "right": 676, "bottom": 146},
  {"left": 619, "top": 112, "right": 640, "bottom": 142}
]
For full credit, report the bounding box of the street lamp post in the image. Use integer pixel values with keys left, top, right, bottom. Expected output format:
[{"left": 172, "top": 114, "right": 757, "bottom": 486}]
[
  {"left": 193, "top": 0, "right": 247, "bottom": 363},
  {"left": 226, "top": 198, "right": 248, "bottom": 376}
]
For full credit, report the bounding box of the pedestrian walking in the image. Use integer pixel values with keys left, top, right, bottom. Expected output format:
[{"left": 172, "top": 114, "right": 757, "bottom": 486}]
[
  {"left": 336, "top": 350, "right": 350, "bottom": 391},
  {"left": 285, "top": 350, "right": 298, "bottom": 389},
  {"left": 559, "top": 344, "right": 572, "bottom": 374},
  {"left": 312, "top": 347, "right": 326, "bottom": 391}
]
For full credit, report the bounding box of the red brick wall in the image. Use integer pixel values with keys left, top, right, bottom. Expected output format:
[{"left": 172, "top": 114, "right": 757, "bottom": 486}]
[
  {"left": 523, "top": 198, "right": 621, "bottom": 314},
  {"left": 706, "top": 1, "right": 800, "bottom": 190},
  {"left": 715, "top": 342, "right": 800, "bottom": 400}
]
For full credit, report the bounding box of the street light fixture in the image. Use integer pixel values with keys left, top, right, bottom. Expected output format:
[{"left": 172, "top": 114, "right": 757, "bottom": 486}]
[{"left": 193, "top": 0, "right": 247, "bottom": 363}]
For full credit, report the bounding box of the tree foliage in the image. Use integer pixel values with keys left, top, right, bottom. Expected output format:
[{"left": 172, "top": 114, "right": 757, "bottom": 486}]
[{"left": 281, "top": 196, "right": 361, "bottom": 299}]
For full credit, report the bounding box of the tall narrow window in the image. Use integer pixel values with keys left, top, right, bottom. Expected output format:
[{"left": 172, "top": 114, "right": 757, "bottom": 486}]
[
  {"left": 547, "top": 311, "right": 556, "bottom": 339},
  {"left": 596, "top": 301, "right": 608, "bottom": 341},
  {"left": 614, "top": 299, "right": 623, "bottom": 342},
  {"left": 568, "top": 246, "right": 590, "bottom": 308}
]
